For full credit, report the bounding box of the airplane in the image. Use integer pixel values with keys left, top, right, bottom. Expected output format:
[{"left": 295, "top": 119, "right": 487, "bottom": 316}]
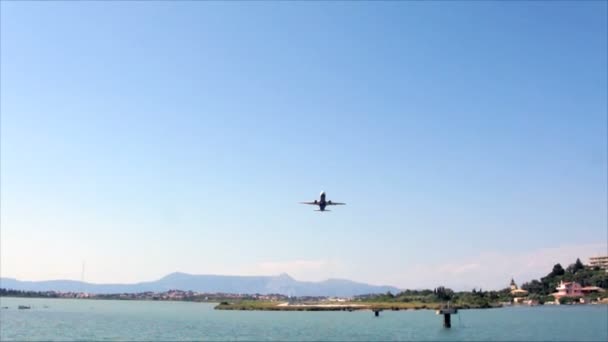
[{"left": 300, "top": 191, "right": 345, "bottom": 212}]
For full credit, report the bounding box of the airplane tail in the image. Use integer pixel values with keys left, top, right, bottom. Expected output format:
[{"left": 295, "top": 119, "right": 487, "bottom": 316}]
[{"left": 314, "top": 210, "right": 331, "bottom": 212}]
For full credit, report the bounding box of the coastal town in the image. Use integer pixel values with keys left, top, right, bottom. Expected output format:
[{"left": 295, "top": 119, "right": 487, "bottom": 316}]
[{"left": 0, "top": 289, "right": 290, "bottom": 303}]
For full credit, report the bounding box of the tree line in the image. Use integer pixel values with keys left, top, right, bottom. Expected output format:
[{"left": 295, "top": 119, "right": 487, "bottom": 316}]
[{"left": 0, "top": 289, "right": 59, "bottom": 298}]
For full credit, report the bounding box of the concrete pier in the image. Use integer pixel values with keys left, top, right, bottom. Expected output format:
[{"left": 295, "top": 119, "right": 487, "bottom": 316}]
[{"left": 436, "top": 306, "right": 457, "bottom": 328}]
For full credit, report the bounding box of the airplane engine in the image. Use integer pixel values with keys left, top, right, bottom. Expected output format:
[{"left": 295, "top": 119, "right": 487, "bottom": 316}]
[
  {"left": 328, "top": 200, "right": 332, "bottom": 204},
  {"left": 314, "top": 200, "right": 318, "bottom": 204}
]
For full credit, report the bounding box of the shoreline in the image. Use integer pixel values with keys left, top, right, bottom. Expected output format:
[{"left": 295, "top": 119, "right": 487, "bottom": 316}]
[
  {"left": 213, "top": 301, "right": 502, "bottom": 311},
  {"left": 2, "top": 296, "right": 606, "bottom": 312}
]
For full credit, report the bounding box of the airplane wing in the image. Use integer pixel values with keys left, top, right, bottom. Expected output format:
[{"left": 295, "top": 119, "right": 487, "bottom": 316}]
[
  {"left": 300, "top": 202, "right": 318, "bottom": 205},
  {"left": 327, "top": 201, "right": 346, "bottom": 205}
]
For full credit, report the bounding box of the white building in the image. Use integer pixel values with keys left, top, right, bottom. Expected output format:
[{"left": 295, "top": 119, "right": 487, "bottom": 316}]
[{"left": 589, "top": 256, "right": 608, "bottom": 271}]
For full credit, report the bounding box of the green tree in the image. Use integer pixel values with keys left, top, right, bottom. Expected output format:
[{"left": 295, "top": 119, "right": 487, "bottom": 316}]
[
  {"left": 521, "top": 280, "right": 545, "bottom": 295},
  {"left": 550, "top": 263, "right": 565, "bottom": 277},
  {"left": 566, "top": 259, "right": 584, "bottom": 274},
  {"left": 435, "top": 286, "right": 454, "bottom": 301}
]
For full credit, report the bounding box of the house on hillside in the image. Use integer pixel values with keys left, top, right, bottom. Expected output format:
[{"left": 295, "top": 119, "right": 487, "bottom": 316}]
[
  {"left": 509, "top": 278, "right": 529, "bottom": 297},
  {"left": 550, "top": 281, "right": 583, "bottom": 299},
  {"left": 509, "top": 278, "right": 529, "bottom": 304}
]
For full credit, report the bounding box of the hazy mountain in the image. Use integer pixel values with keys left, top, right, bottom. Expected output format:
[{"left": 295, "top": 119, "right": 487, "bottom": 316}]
[{"left": 0, "top": 273, "right": 400, "bottom": 297}]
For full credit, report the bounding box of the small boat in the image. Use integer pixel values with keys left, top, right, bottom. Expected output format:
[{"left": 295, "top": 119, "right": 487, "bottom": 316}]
[{"left": 18, "top": 305, "right": 31, "bottom": 310}]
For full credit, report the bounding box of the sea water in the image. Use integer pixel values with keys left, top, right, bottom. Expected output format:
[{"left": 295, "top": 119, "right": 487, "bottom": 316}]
[{"left": 1, "top": 297, "right": 607, "bottom": 341}]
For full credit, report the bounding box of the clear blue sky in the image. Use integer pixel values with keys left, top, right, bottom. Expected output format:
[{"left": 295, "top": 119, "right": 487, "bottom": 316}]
[{"left": 1, "top": 1, "right": 606, "bottom": 290}]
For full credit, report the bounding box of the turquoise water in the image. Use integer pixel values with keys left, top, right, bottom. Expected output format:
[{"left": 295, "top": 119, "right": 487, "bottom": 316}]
[{"left": 1, "top": 297, "right": 607, "bottom": 341}]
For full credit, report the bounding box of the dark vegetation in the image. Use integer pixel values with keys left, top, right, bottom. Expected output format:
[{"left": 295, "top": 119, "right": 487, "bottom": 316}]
[
  {"left": 0, "top": 289, "right": 59, "bottom": 298},
  {"left": 355, "top": 286, "right": 511, "bottom": 309}
]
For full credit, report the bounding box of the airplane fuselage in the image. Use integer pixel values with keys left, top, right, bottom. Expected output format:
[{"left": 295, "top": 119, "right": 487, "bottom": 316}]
[
  {"left": 318, "top": 192, "right": 327, "bottom": 211},
  {"left": 300, "top": 191, "right": 345, "bottom": 212}
]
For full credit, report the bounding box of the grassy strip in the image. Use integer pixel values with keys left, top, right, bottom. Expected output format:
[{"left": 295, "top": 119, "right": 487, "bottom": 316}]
[{"left": 214, "top": 301, "right": 500, "bottom": 311}]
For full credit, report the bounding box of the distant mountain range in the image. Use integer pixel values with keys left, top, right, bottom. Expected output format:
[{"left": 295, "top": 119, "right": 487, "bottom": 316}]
[{"left": 0, "top": 273, "right": 401, "bottom": 297}]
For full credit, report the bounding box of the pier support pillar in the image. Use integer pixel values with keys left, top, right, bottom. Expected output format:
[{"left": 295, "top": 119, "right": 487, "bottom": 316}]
[{"left": 443, "top": 314, "right": 451, "bottom": 328}]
